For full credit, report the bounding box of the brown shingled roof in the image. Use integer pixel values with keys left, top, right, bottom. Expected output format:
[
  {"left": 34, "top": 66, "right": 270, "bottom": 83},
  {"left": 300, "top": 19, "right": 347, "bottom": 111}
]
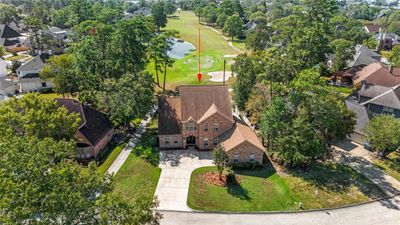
[
  {"left": 179, "top": 85, "right": 233, "bottom": 122},
  {"left": 365, "top": 24, "right": 381, "bottom": 33},
  {"left": 158, "top": 96, "right": 181, "bottom": 135},
  {"left": 56, "top": 99, "right": 113, "bottom": 146},
  {"left": 353, "top": 63, "right": 400, "bottom": 87},
  {"left": 220, "top": 122, "right": 264, "bottom": 152}
]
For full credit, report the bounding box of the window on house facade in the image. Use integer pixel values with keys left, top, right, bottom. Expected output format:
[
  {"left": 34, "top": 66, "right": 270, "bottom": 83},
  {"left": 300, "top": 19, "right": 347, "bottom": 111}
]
[
  {"left": 41, "top": 82, "right": 47, "bottom": 87},
  {"left": 249, "top": 153, "right": 255, "bottom": 162},
  {"left": 213, "top": 138, "right": 218, "bottom": 145},
  {"left": 233, "top": 153, "right": 239, "bottom": 163},
  {"left": 214, "top": 123, "right": 219, "bottom": 131},
  {"left": 204, "top": 123, "right": 208, "bottom": 131},
  {"left": 173, "top": 136, "right": 178, "bottom": 144},
  {"left": 164, "top": 136, "right": 170, "bottom": 145},
  {"left": 187, "top": 123, "right": 195, "bottom": 131},
  {"left": 204, "top": 138, "right": 209, "bottom": 147},
  {"left": 382, "top": 107, "right": 394, "bottom": 115}
]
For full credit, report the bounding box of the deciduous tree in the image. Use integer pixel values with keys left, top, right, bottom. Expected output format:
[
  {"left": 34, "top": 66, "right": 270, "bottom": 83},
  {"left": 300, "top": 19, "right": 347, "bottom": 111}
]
[
  {"left": 365, "top": 115, "right": 400, "bottom": 157},
  {"left": 212, "top": 145, "right": 229, "bottom": 180}
]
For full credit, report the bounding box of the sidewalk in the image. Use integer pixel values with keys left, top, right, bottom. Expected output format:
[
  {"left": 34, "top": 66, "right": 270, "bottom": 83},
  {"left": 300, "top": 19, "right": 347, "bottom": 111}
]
[
  {"left": 106, "top": 108, "right": 156, "bottom": 175},
  {"left": 333, "top": 140, "right": 400, "bottom": 196}
]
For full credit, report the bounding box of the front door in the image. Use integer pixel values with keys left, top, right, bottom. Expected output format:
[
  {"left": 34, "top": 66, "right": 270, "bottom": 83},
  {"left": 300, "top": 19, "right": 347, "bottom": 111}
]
[{"left": 186, "top": 135, "right": 196, "bottom": 148}]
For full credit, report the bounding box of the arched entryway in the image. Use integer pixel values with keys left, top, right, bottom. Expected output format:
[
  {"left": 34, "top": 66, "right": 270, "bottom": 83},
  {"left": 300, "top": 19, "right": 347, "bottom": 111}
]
[{"left": 186, "top": 135, "right": 196, "bottom": 148}]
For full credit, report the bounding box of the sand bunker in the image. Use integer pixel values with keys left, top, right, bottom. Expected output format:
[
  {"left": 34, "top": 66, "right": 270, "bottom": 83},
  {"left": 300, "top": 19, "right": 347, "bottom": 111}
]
[{"left": 208, "top": 71, "right": 233, "bottom": 82}]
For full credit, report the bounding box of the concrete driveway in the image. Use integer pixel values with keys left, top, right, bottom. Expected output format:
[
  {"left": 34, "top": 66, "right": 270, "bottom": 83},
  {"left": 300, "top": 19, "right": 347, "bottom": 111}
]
[{"left": 154, "top": 150, "right": 213, "bottom": 211}]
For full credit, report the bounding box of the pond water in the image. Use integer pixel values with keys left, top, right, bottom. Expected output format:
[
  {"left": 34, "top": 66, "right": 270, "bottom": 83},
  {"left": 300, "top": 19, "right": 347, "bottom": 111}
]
[{"left": 167, "top": 39, "right": 196, "bottom": 59}]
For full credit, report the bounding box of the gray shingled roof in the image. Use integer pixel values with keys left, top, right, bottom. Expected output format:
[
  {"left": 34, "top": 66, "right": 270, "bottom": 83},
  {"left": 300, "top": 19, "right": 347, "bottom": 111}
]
[
  {"left": 359, "top": 83, "right": 391, "bottom": 100},
  {"left": 16, "top": 56, "right": 45, "bottom": 74},
  {"left": 346, "top": 100, "right": 370, "bottom": 135},
  {"left": 0, "top": 24, "right": 21, "bottom": 38},
  {"left": 360, "top": 86, "right": 400, "bottom": 110},
  {"left": 347, "top": 45, "right": 381, "bottom": 68}
]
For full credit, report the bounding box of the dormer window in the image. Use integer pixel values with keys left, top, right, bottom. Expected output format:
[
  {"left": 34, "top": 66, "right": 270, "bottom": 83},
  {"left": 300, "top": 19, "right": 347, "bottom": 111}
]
[{"left": 187, "top": 123, "right": 195, "bottom": 131}]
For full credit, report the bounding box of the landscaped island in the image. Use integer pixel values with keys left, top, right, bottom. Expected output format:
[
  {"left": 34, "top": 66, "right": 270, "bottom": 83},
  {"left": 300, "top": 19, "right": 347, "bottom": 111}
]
[{"left": 188, "top": 163, "right": 386, "bottom": 212}]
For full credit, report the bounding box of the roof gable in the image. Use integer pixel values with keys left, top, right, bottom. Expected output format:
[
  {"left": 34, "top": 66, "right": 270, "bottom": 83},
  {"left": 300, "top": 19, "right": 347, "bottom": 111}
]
[
  {"left": 220, "top": 122, "right": 264, "bottom": 152},
  {"left": 0, "top": 24, "right": 21, "bottom": 38},
  {"left": 56, "top": 99, "right": 113, "bottom": 146},
  {"left": 198, "top": 103, "right": 234, "bottom": 123},
  {"left": 353, "top": 63, "right": 400, "bottom": 87},
  {"left": 180, "top": 85, "right": 233, "bottom": 122},
  {"left": 16, "top": 56, "right": 45, "bottom": 75},
  {"left": 360, "top": 86, "right": 400, "bottom": 110}
]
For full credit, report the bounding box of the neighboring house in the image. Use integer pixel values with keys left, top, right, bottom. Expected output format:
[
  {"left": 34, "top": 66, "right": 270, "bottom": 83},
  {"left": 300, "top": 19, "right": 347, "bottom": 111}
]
[
  {"left": 158, "top": 85, "right": 265, "bottom": 164},
  {"left": 364, "top": 24, "right": 382, "bottom": 34},
  {"left": 377, "top": 32, "right": 400, "bottom": 50},
  {"left": 15, "top": 55, "right": 52, "bottom": 93},
  {"left": 16, "top": 55, "right": 44, "bottom": 78},
  {"left": 346, "top": 83, "right": 400, "bottom": 143},
  {"left": 353, "top": 63, "right": 400, "bottom": 87},
  {"left": 57, "top": 99, "right": 114, "bottom": 161},
  {"left": 0, "top": 24, "right": 24, "bottom": 52},
  {"left": 347, "top": 45, "right": 382, "bottom": 69},
  {"left": 133, "top": 7, "right": 151, "bottom": 17}
]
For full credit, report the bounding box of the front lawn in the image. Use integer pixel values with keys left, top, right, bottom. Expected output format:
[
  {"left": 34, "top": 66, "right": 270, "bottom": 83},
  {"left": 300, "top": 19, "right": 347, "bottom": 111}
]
[
  {"left": 113, "top": 154, "right": 161, "bottom": 203},
  {"left": 373, "top": 152, "right": 400, "bottom": 181},
  {"left": 112, "top": 117, "right": 161, "bottom": 203},
  {"left": 188, "top": 163, "right": 385, "bottom": 212}
]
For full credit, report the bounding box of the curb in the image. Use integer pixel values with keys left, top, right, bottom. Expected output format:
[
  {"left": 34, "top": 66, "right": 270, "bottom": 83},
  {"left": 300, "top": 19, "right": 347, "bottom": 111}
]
[{"left": 155, "top": 193, "right": 399, "bottom": 215}]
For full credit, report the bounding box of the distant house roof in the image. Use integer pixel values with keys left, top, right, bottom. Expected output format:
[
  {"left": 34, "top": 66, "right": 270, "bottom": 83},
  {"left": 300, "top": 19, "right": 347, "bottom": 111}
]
[
  {"left": 56, "top": 99, "right": 114, "bottom": 146},
  {"left": 347, "top": 45, "right": 381, "bottom": 68},
  {"left": 133, "top": 7, "right": 151, "bottom": 17},
  {"left": 0, "top": 24, "right": 21, "bottom": 39},
  {"left": 346, "top": 100, "right": 370, "bottom": 136},
  {"left": 360, "top": 85, "right": 400, "bottom": 110},
  {"left": 220, "top": 122, "right": 264, "bottom": 152},
  {"left": 364, "top": 24, "right": 382, "bottom": 33},
  {"left": 16, "top": 56, "right": 45, "bottom": 76},
  {"left": 353, "top": 63, "right": 400, "bottom": 87}
]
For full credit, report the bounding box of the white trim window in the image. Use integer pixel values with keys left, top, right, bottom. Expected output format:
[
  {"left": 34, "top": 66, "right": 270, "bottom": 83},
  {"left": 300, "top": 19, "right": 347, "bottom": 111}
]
[
  {"left": 187, "top": 123, "right": 195, "bottom": 131},
  {"left": 213, "top": 138, "right": 218, "bottom": 146},
  {"left": 249, "top": 153, "right": 255, "bottom": 162},
  {"left": 164, "top": 136, "right": 170, "bottom": 145},
  {"left": 173, "top": 136, "right": 178, "bottom": 144},
  {"left": 204, "top": 123, "right": 208, "bottom": 131},
  {"left": 204, "top": 138, "right": 209, "bottom": 147},
  {"left": 233, "top": 153, "right": 239, "bottom": 163},
  {"left": 214, "top": 123, "right": 219, "bottom": 132}
]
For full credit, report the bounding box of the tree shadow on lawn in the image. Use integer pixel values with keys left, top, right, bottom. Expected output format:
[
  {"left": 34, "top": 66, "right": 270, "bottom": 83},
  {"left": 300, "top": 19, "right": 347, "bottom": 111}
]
[
  {"left": 287, "top": 162, "right": 387, "bottom": 201},
  {"left": 226, "top": 182, "right": 252, "bottom": 201}
]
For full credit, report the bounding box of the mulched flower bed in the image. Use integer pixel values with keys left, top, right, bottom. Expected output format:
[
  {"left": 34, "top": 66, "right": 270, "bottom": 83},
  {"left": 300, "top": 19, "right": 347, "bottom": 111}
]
[{"left": 203, "top": 172, "right": 242, "bottom": 187}]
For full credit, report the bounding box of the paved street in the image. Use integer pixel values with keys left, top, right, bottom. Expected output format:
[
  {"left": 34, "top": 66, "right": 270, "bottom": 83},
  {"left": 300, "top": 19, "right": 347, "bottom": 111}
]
[
  {"left": 154, "top": 150, "right": 213, "bottom": 211},
  {"left": 159, "top": 195, "right": 400, "bottom": 225}
]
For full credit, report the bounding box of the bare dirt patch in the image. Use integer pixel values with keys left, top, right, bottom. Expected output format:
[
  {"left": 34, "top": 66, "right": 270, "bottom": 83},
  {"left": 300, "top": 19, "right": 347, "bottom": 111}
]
[{"left": 203, "top": 172, "right": 242, "bottom": 187}]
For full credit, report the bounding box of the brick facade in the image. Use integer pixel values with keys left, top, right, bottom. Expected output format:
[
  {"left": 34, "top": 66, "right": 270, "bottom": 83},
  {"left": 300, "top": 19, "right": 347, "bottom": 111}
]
[
  {"left": 226, "top": 142, "right": 264, "bottom": 164},
  {"left": 198, "top": 113, "right": 234, "bottom": 150},
  {"left": 159, "top": 134, "right": 183, "bottom": 149}
]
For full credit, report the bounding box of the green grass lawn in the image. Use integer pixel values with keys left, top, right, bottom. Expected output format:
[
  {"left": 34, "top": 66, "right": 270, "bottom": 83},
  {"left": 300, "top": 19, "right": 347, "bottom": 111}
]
[
  {"left": 97, "top": 143, "right": 126, "bottom": 174},
  {"left": 188, "top": 163, "right": 385, "bottom": 212},
  {"left": 4, "top": 54, "right": 30, "bottom": 61},
  {"left": 113, "top": 154, "right": 161, "bottom": 203},
  {"left": 373, "top": 152, "right": 400, "bottom": 182},
  {"left": 150, "top": 11, "right": 241, "bottom": 89},
  {"left": 39, "top": 92, "right": 65, "bottom": 99},
  {"left": 112, "top": 117, "right": 161, "bottom": 203}
]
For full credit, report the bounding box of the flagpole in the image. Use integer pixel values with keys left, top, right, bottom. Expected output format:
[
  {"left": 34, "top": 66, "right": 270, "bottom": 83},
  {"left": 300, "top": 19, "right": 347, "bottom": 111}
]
[{"left": 197, "top": 28, "right": 202, "bottom": 82}]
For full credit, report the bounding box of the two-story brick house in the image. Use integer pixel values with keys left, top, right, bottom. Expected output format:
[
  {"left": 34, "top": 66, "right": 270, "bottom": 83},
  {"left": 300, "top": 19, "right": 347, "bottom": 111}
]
[{"left": 158, "top": 85, "right": 265, "bottom": 164}]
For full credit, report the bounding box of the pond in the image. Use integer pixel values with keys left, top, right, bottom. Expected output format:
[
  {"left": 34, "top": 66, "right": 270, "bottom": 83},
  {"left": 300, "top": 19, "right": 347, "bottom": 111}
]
[{"left": 167, "top": 39, "right": 196, "bottom": 59}]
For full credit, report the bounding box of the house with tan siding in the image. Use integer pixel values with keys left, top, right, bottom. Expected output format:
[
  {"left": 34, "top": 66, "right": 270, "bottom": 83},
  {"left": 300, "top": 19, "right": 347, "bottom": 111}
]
[{"left": 158, "top": 85, "right": 265, "bottom": 164}]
